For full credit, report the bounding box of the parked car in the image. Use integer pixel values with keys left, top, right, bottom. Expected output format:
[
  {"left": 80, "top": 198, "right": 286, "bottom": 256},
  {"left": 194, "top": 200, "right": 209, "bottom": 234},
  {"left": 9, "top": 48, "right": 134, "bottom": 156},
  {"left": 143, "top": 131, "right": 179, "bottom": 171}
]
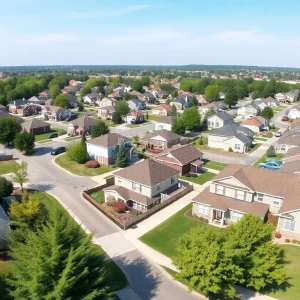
[
  {"left": 51, "top": 146, "right": 66, "bottom": 155},
  {"left": 275, "top": 131, "right": 282, "bottom": 137},
  {"left": 259, "top": 161, "right": 282, "bottom": 170},
  {"left": 48, "top": 132, "right": 58, "bottom": 139},
  {"left": 281, "top": 116, "right": 289, "bottom": 121},
  {"left": 266, "top": 158, "right": 282, "bottom": 164}
]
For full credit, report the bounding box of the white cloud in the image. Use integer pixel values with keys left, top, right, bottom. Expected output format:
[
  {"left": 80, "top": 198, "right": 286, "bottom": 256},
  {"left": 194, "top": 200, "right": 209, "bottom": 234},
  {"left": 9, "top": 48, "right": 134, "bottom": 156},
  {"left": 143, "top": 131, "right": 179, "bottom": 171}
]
[
  {"left": 69, "top": 4, "right": 153, "bottom": 18},
  {"left": 16, "top": 33, "right": 76, "bottom": 43}
]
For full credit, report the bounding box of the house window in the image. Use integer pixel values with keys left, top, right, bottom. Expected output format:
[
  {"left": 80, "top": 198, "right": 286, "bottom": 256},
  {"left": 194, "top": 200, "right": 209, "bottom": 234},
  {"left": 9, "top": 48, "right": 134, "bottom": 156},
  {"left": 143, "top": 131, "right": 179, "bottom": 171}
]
[
  {"left": 210, "top": 184, "right": 215, "bottom": 193},
  {"left": 132, "top": 182, "right": 141, "bottom": 192},
  {"left": 284, "top": 219, "right": 296, "bottom": 232},
  {"left": 280, "top": 145, "right": 286, "bottom": 151},
  {"left": 198, "top": 204, "right": 209, "bottom": 215},
  {"left": 273, "top": 199, "right": 281, "bottom": 207},
  {"left": 234, "top": 144, "right": 241, "bottom": 150},
  {"left": 257, "top": 193, "right": 264, "bottom": 202},
  {"left": 216, "top": 185, "right": 224, "bottom": 195},
  {"left": 231, "top": 211, "right": 243, "bottom": 222},
  {"left": 236, "top": 190, "right": 245, "bottom": 200},
  {"left": 216, "top": 122, "right": 220, "bottom": 127}
]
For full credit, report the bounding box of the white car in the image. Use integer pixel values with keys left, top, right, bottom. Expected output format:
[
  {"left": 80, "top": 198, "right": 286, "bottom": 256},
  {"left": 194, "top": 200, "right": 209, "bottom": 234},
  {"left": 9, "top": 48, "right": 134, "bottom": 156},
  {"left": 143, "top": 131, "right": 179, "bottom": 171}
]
[{"left": 275, "top": 131, "right": 282, "bottom": 137}]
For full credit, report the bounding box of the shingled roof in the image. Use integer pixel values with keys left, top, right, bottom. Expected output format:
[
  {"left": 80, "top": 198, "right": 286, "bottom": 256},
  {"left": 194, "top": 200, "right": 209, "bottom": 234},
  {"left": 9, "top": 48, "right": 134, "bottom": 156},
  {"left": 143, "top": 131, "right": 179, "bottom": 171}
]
[
  {"left": 87, "top": 133, "right": 130, "bottom": 148},
  {"left": 21, "top": 118, "right": 50, "bottom": 129}
]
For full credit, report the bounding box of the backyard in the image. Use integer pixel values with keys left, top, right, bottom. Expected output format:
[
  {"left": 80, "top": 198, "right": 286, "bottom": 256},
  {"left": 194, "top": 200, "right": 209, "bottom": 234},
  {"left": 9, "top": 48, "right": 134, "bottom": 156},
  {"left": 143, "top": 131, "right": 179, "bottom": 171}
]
[
  {"left": 55, "top": 153, "right": 113, "bottom": 176},
  {"left": 35, "top": 128, "right": 65, "bottom": 142},
  {"left": 0, "top": 160, "right": 18, "bottom": 175},
  {"left": 181, "top": 171, "right": 216, "bottom": 185}
]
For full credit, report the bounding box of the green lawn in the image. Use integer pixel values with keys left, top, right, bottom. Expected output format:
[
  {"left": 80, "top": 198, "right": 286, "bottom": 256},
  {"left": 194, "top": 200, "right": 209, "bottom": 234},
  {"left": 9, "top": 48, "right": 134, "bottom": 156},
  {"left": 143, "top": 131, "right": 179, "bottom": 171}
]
[
  {"left": 181, "top": 171, "right": 216, "bottom": 185},
  {"left": 103, "top": 120, "right": 117, "bottom": 127},
  {"left": 269, "top": 245, "right": 300, "bottom": 300},
  {"left": 91, "top": 190, "right": 104, "bottom": 203},
  {"left": 35, "top": 128, "right": 65, "bottom": 142},
  {"left": 0, "top": 160, "right": 18, "bottom": 175},
  {"left": 55, "top": 154, "right": 113, "bottom": 176},
  {"left": 248, "top": 143, "right": 262, "bottom": 153},
  {"left": 147, "top": 115, "right": 164, "bottom": 121},
  {"left": 253, "top": 153, "right": 284, "bottom": 167},
  {"left": 202, "top": 159, "right": 228, "bottom": 171},
  {"left": 271, "top": 127, "right": 280, "bottom": 133},
  {"left": 140, "top": 204, "right": 220, "bottom": 258},
  {"left": 254, "top": 137, "right": 268, "bottom": 141},
  {"left": 64, "top": 136, "right": 81, "bottom": 141}
]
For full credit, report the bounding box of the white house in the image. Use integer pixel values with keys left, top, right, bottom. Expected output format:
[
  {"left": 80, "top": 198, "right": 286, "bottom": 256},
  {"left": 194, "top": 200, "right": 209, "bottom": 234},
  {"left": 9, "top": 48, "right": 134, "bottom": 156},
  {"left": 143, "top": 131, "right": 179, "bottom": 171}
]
[
  {"left": 207, "top": 112, "right": 233, "bottom": 129},
  {"left": 237, "top": 103, "right": 260, "bottom": 118},
  {"left": 275, "top": 93, "right": 287, "bottom": 103},
  {"left": 252, "top": 98, "right": 267, "bottom": 110},
  {"left": 83, "top": 93, "right": 100, "bottom": 104},
  {"left": 155, "top": 116, "right": 176, "bottom": 131},
  {"left": 152, "top": 104, "right": 172, "bottom": 116},
  {"left": 125, "top": 110, "right": 145, "bottom": 124},
  {"left": 287, "top": 105, "right": 300, "bottom": 120}
]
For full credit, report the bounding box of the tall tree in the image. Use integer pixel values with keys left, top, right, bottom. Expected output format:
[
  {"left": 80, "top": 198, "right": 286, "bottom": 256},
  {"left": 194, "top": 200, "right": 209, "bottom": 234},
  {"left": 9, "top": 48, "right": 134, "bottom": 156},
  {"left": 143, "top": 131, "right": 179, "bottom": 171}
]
[
  {"left": 112, "top": 112, "right": 122, "bottom": 124},
  {"left": 50, "top": 84, "right": 61, "bottom": 99},
  {"left": 14, "top": 132, "right": 35, "bottom": 154},
  {"left": 204, "top": 85, "right": 220, "bottom": 102},
  {"left": 171, "top": 118, "right": 186, "bottom": 135},
  {"left": 224, "top": 88, "right": 238, "bottom": 108},
  {"left": 132, "top": 79, "right": 143, "bottom": 92},
  {"left": 11, "top": 161, "right": 29, "bottom": 192},
  {"left": 140, "top": 76, "right": 151, "bottom": 86},
  {"left": 181, "top": 107, "right": 201, "bottom": 131},
  {"left": 191, "top": 96, "right": 199, "bottom": 107},
  {"left": 260, "top": 107, "right": 274, "bottom": 120},
  {"left": 54, "top": 94, "right": 68, "bottom": 108},
  {"left": 116, "top": 100, "right": 130, "bottom": 117},
  {"left": 115, "top": 141, "right": 128, "bottom": 168},
  {"left": 7, "top": 208, "right": 113, "bottom": 300},
  {"left": 171, "top": 104, "right": 177, "bottom": 117},
  {"left": 174, "top": 228, "right": 243, "bottom": 298},
  {"left": 91, "top": 121, "right": 110, "bottom": 138},
  {"left": 0, "top": 116, "right": 21, "bottom": 145}
]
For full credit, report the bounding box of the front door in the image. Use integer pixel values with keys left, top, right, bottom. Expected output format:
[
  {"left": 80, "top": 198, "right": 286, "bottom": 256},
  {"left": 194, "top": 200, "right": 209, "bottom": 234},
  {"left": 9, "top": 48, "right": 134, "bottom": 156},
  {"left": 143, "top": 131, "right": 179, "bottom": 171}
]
[{"left": 216, "top": 210, "right": 222, "bottom": 220}]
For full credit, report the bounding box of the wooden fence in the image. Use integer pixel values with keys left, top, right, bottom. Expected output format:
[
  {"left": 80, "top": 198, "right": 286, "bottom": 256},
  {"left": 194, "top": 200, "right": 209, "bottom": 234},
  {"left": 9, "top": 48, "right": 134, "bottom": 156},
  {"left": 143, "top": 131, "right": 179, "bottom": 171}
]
[{"left": 82, "top": 183, "right": 193, "bottom": 230}]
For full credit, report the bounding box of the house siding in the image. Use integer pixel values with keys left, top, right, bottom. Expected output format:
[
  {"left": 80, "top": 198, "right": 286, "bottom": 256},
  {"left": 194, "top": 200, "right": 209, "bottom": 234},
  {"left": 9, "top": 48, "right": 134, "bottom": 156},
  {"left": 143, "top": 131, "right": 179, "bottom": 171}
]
[
  {"left": 253, "top": 194, "right": 282, "bottom": 214},
  {"left": 155, "top": 123, "right": 172, "bottom": 131},
  {"left": 208, "top": 135, "right": 246, "bottom": 153},
  {"left": 277, "top": 210, "right": 300, "bottom": 239}
]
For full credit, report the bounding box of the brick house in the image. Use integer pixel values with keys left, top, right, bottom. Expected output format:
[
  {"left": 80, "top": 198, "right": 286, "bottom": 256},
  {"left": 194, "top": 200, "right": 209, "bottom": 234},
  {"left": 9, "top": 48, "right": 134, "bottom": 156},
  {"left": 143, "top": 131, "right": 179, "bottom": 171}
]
[
  {"left": 21, "top": 119, "right": 51, "bottom": 135},
  {"left": 154, "top": 144, "right": 204, "bottom": 175},
  {"left": 67, "top": 115, "right": 99, "bottom": 136}
]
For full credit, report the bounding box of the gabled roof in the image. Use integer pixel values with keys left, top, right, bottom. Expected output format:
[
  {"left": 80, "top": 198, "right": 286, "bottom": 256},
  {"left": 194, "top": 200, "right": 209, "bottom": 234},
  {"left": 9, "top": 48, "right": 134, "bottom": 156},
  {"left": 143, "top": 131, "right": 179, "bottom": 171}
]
[
  {"left": 64, "top": 93, "right": 77, "bottom": 104},
  {"left": 283, "top": 146, "right": 300, "bottom": 161},
  {"left": 277, "top": 134, "right": 300, "bottom": 147},
  {"left": 143, "top": 129, "right": 181, "bottom": 142},
  {"left": 155, "top": 144, "right": 203, "bottom": 165},
  {"left": 127, "top": 110, "right": 144, "bottom": 117},
  {"left": 153, "top": 104, "right": 172, "bottom": 111},
  {"left": 87, "top": 133, "right": 130, "bottom": 148},
  {"left": 213, "top": 164, "right": 300, "bottom": 213},
  {"left": 209, "top": 123, "right": 254, "bottom": 144},
  {"left": 114, "top": 159, "right": 179, "bottom": 187},
  {"left": 156, "top": 116, "right": 176, "bottom": 125},
  {"left": 21, "top": 118, "right": 50, "bottom": 129},
  {"left": 242, "top": 117, "right": 263, "bottom": 127},
  {"left": 128, "top": 98, "right": 142, "bottom": 105},
  {"left": 208, "top": 111, "right": 233, "bottom": 122},
  {"left": 279, "top": 161, "right": 300, "bottom": 174},
  {"left": 70, "top": 115, "right": 98, "bottom": 127}
]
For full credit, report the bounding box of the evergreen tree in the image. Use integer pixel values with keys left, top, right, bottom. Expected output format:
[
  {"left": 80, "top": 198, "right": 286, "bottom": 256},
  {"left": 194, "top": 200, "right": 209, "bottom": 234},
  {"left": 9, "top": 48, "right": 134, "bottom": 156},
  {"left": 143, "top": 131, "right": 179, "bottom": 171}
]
[
  {"left": 145, "top": 111, "right": 149, "bottom": 120},
  {"left": 112, "top": 112, "right": 122, "bottom": 124},
  {"left": 14, "top": 131, "right": 35, "bottom": 154},
  {"left": 7, "top": 208, "right": 113, "bottom": 300},
  {"left": 0, "top": 177, "right": 13, "bottom": 197},
  {"left": 81, "top": 133, "right": 86, "bottom": 145},
  {"left": 115, "top": 141, "right": 128, "bottom": 168},
  {"left": 171, "top": 104, "right": 177, "bottom": 117},
  {"left": 171, "top": 118, "right": 186, "bottom": 135}
]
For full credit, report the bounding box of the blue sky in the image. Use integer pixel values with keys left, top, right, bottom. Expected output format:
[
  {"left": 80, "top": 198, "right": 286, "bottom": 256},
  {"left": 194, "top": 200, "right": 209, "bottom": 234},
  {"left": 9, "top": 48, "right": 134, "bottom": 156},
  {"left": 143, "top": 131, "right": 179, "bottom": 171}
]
[{"left": 0, "top": 0, "right": 300, "bottom": 67}]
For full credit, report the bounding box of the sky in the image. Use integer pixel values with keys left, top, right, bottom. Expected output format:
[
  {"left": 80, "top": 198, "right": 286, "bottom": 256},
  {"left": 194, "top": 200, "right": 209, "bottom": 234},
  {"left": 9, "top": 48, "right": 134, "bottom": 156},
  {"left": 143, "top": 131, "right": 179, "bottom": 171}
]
[{"left": 0, "top": 0, "right": 300, "bottom": 67}]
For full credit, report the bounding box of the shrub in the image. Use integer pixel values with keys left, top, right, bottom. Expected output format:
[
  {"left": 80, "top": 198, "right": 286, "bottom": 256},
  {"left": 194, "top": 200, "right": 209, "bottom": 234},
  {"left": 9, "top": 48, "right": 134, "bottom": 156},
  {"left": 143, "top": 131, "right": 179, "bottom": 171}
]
[
  {"left": 185, "top": 173, "right": 191, "bottom": 177},
  {"left": 267, "top": 145, "right": 276, "bottom": 157},
  {"left": 275, "top": 232, "right": 282, "bottom": 239},
  {"left": 0, "top": 177, "right": 13, "bottom": 197},
  {"left": 68, "top": 142, "right": 88, "bottom": 164},
  {"left": 106, "top": 195, "right": 116, "bottom": 206},
  {"left": 191, "top": 174, "right": 198, "bottom": 178},
  {"left": 198, "top": 137, "right": 203, "bottom": 145},
  {"left": 228, "top": 147, "right": 233, "bottom": 152},
  {"left": 292, "top": 239, "right": 297, "bottom": 244},
  {"left": 142, "top": 148, "right": 146, "bottom": 153},
  {"left": 113, "top": 201, "right": 126, "bottom": 213},
  {"left": 285, "top": 239, "right": 290, "bottom": 243},
  {"left": 85, "top": 160, "right": 100, "bottom": 168}
]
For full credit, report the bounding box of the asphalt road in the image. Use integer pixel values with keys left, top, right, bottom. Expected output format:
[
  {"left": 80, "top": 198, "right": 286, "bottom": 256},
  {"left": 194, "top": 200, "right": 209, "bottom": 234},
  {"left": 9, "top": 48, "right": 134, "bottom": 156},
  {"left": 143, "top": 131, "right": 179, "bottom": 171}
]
[{"left": 2, "top": 143, "right": 201, "bottom": 300}]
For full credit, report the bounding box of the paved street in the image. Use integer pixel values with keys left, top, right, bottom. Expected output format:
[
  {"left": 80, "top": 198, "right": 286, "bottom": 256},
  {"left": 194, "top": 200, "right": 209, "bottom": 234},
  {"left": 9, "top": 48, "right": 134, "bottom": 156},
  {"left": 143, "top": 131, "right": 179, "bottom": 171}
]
[{"left": 1, "top": 142, "right": 202, "bottom": 300}]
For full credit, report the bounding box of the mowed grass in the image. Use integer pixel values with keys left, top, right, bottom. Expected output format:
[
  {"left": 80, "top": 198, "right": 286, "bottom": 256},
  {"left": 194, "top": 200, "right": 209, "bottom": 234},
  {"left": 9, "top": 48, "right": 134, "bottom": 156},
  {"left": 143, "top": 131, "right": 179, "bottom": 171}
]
[
  {"left": 55, "top": 154, "right": 112, "bottom": 176},
  {"left": 91, "top": 190, "right": 104, "bottom": 203},
  {"left": 253, "top": 153, "right": 284, "bottom": 167},
  {"left": 35, "top": 128, "right": 65, "bottom": 142},
  {"left": 202, "top": 159, "right": 228, "bottom": 171},
  {"left": 269, "top": 245, "right": 300, "bottom": 300},
  {"left": 248, "top": 143, "right": 262, "bottom": 153},
  {"left": 0, "top": 160, "right": 18, "bottom": 175},
  {"left": 147, "top": 115, "right": 164, "bottom": 121},
  {"left": 140, "top": 204, "right": 220, "bottom": 258},
  {"left": 181, "top": 171, "right": 216, "bottom": 185}
]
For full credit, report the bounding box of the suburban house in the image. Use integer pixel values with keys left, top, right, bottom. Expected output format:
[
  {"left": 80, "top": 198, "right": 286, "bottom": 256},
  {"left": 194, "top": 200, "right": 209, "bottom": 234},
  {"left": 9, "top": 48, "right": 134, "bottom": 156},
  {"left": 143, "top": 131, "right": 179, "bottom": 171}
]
[
  {"left": 64, "top": 93, "right": 78, "bottom": 108},
  {"left": 192, "top": 164, "right": 300, "bottom": 239},
  {"left": 108, "top": 89, "right": 125, "bottom": 99},
  {"left": 274, "top": 130, "right": 300, "bottom": 153},
  {"left": 42, "top": 106, "right": 70, "bottom": 121},
  {"left": 237, "top": 103, "right": 260, "bottom": 118},
  {"left": 241, "top": 116, "right": 269, "bottom": 133},
  {"left": 69, "top": 80, "right": 85, "bottom": 88},
  {"left": 28, "top": 96, "right": 45, "bottom": 105},
  {"left": 8, "top": 99, "right": 28, "bottom": 113},
  {"left": 207, "top": 112, "right": 233, "bottom": 129},
  {"left": 67, "top": 115, "right": 99, "bottom": 136},
  {"left": 103, "top": 159, "right": 180, "bottom": 211},
  {"left": 252, "top": 98, "right": 267, "bottom": 110},
  {"left": 10, "top": 103, "right": 40, "bottom": 116},
  {"left": 45, "top": 98, "right": 54, "bottom": 106},
  {"left": 98, "top": 97, "right": 118, "bottom": 108},
  {"left": 287, "top": 104, "right": 300, "bottom": 120},
  {"left": 280, "top": 147, "right": 300, "bottom": 174},
  {"left": 154, "top": 144, "right": 204, "bottom": 175},
  {"left": 155, "top": 116, "right": 175, "bottom": 131},
  {"left": 208, "top": 123, "right": 254, "bottom": 153},
  {"left": 126, "top": 110, "right": 145, "bottom": 124},
  {"left": 282, "top": 146, "right": 300, "bottom": 163},
  {"left": 275, "top": 93, "right": 287, "bottom": 103},
  {"left": 170, "top": 94, "right": 192, "bottom": 110},
  {"left": 39, "top": 90, "right": 51, "bottom": 99},
  {"left": 199, "top": 101, "right": 226, "bottom": 115},
  {"left": 127, "top": 99, "right": 146, "bottom": 111},
  {"left": 83, "top": 93, "right": 101, "bottom": 104},
  {"left": 97, "top": 106, "right": 115, "bottom": 120},
  {"left": 141, "top": 129, "right": 181, "bottom": 151},
  {"left": 141, "top": 92, "right": 156, "bottom": 104},
  {"left": 286, "top": 90, "right": 299, "bottom": 102},
  {"left": 86, "top": 133, "right": 134, "bottom": 166},
  {"left": 151, "top": 104, "right": 172, "bottom": 116},
  {"left": 264, "top": 96, "right": 279, "bottom": 107},
  {"left": 21, "top": 119, "right": 51, "bottom": 135},
  {"left": 0, "top": 104, "right": 7, "bottom": 111}
]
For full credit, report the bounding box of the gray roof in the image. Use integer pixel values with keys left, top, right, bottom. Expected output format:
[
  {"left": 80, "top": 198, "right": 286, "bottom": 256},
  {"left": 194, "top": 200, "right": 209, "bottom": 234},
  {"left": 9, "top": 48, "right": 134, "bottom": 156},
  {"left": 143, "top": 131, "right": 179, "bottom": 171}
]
[
  {"left": 65, "top": 93, "right": 77, "bottom": 104},
  {"left": 210, "top": 111, "right": 233, "bottom": 122},
  {"left": 128, "top": 98, "right": 142, "bottom": 105},
  {"left": 143, "top": 129, "right": 182, "bottom": 142},
  {"left": 279, "top": 161, "right": 300, "bottom": 174},
  {"left": 0, "top": 111, "right": 9, "bottom": 118},
  {"left": 156, "top": 116, "right": 176, "bottom": 125},
  {"left": 247, "top": 103, "right": 260, "bottom": 110},
  {"left": 70, "top": 115, "right": 99, "bottom": 127},
  {"left": 209, "top": 123, "right": 254, "bottom": 144},
  {"left": 87, "top": 133, "right": 130, "bottom": 148},
  {"left": 21, "top": 118, "right": 50, "bottom": 130}
]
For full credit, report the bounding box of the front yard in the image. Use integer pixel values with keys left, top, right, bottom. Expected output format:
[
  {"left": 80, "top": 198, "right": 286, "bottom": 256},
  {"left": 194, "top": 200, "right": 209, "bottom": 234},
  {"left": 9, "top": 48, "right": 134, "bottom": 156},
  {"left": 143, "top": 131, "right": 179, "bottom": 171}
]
[
  {"left": 147, "top": 115, "right": 164, "bottom": 121},
  {"left": 202, "top": 159, "right": 228, "bottom": 171},
  {"left": 253, "top": 153, "right": 284, "bottom": 167},
  {"left": 35, "top": 128, "right": 65, "bottom": 142},
  {"left": 140, "top": 204, "right": 221, "bottom": 258},
  {"left": 181, "top": 171, "right": 216, "bottom": 185},
  {"left": 248, "top": 143, "right": 262, "bottom": 153},
  {"left": 0, "top": 160, "right": 18, "bottom": 175},
  {"left": 55, "top": 154, "right": 113, "bottom": 176}
]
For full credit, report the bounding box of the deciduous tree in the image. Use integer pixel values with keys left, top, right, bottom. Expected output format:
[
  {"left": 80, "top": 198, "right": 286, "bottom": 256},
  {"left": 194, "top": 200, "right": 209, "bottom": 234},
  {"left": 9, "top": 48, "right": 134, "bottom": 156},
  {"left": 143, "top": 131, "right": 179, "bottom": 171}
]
[
  {"left": 112, "top": 112, "right": 122, "bottom": 124},
  {"left": 91, "top": 121, "right": 110, "bottom": 138},
  {"left": 116, "top": 100, "right": 130, "bottom": 117},
  {"left": 0, "top": 116, "right": 21, "bottom": 145},
  {"left": 54, "top": 94, "right": 68, "bottom": 108},
  {"left": 0, "top": 177, "right": 13, "bottom": 197},
  {"left": 14, "top": 132, "right": 35, "bottom": 154},
  {"left": 11, "top": 161, "right": 29, "bottom": 192},
  {"left": 224, "top": 88, "right": 238, "bottom": 108},
  {"left": 140, "top": 76, "right": 151, "bottom": 86},
  {"left": 50, "top": 84, "right": 61, "bottom": 99},
  {"left": 172, "top": 118, "right": 186, "bottom": 135},
  {"left": 181, "top": 107, "right": 200, "bottom": 131},
  {"left": 260, "top": 107, "right": 274, "bottom": 120},
  {"left": 132, "top": 79, "right": 143, "bottom": 92},
  {"left": 204, "top": 85, "right": 220, "bottom": 102}
]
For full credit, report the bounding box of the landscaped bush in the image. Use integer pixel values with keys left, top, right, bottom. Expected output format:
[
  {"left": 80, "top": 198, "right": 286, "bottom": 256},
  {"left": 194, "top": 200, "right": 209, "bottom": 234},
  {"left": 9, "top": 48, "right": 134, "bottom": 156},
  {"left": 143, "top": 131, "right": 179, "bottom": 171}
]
[
  {"left": 113, "top": 201, "right": 126, "bottom": 213},
  {"left": 0, "top": 176, "right": 13, "bottom": 197},
  {"left": 142, "top": 148, "right": 146, "bottom": 153},
  {"left": 267, "top": 145, "right": 276, "bottom": 157},
  {"left": 285, "top": 238, "right": 290, "bottom": 243},
  {"left": 106, "top": 195, "right": 116, "bottom": 206},
  {"left": 292, "top": 239, "right": 298, "bottom": 244},
  {"left": 85, "top": 160, "right": 100, "bottom": 168},
  {"left": 275, "top": 232, "right": 282, "bottom": 239},
  {"left": 228, "top": 147, "right": 233, "bottom": 152},
  {"left": 198, "top": 137, "right": 203, "bottom": 145},
  {"left": 67, "top": 142, "right": 88, "bottom": 164},
  {"left": 191, "top": 174, "right": 198, "bottom": 178},
  {"left": 198, "top": 216, "right": 209, "bottom": 223}
]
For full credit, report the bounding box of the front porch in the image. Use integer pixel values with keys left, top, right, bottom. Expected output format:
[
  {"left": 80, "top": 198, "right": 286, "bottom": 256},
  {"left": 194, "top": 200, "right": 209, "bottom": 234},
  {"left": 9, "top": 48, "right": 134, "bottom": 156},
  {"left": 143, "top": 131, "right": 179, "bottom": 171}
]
[
  {"left": 209, "top": 208, "right": 229, "bottom": 227},
  {"left": 190, "top": 159, "right": 204, "bottom": 174}
]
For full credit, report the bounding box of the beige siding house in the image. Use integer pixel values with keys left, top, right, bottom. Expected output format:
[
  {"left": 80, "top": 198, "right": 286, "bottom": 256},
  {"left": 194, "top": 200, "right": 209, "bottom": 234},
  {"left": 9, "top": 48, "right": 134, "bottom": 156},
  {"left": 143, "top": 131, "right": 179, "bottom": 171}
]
[
  {"left": 207, "top": 112, "right": 233, "bottom": 129},
  {"left": 192, "top": 164, "right": 300, "bottom": 239}
]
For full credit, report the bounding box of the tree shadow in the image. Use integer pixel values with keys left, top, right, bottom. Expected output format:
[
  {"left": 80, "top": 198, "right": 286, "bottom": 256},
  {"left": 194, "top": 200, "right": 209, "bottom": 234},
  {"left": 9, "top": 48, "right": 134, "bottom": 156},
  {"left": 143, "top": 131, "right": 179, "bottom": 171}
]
[
  {"left": 113, "top": 251, "right": 162, "bottom": 299},
  {"left": 31, "top": 147, "right": 54, "bottom": 156},
  {"left": 28, "top": 183, "right": 56, "bottom": 192}
]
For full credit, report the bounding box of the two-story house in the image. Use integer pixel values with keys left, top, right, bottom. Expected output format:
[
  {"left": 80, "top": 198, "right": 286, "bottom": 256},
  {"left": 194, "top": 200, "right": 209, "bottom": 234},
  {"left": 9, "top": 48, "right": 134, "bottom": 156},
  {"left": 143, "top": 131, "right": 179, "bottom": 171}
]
[
  {"left": 83, "top": 93, "right": 101, "bottom": 104},
  {"left": 97, "top": 97, "right": 118, "bottom": 108},
  {"left": 192, "top": 164, "right": 300, "bottom": 239},
  {"left": 103, "top": 159, "right": 180, "bottom": 211},
  {"left": 86, "top": 133, "right": 135, "bottom": 166},
  {"left": 8, "top": 99, "right": 28, "bottom": 113},
  {"left": 274, "top": 129, "right": 300, "bottom": 153},
  {"left": 237, "top": 103, "right": 260, "bottom": 118},
  {"left": 67, "top": 115, "right": 99, "bottom": 136},
  {"left": 42, "top": 106, "right": 70, "bottom": 121},
  {"left": 199, "top": 101, "right": 226, "bottom": 115},
  {"left": 127, "top": 99, "right": 146, "bottom": 111},
  {"left": 207, "top": 112, "right": 233, "bottom": 129}
]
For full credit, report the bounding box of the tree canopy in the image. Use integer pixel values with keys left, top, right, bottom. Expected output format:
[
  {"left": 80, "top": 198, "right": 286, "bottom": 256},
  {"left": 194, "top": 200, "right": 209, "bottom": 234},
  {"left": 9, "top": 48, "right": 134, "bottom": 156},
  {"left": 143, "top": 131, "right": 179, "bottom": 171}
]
[
  {"left": 14, "top": 131, "right": 35, "bottom": 154},
  {"left": 181, "top": 107, "right": 201, "bottom": 131},
  {"left": 11, "top": 161, "right": 29, "bottom": 192},
  {"left": 91, "top": 121, "right": 110, "bottom": 138},
  {"left": 116, "top": 100, "right": 130, "bottom": 117},
  {"left": 171, "top": 118, "right": 186, "bottom": 135},
  {"left": 224, "top": 88, "right": 238, "bottom": 108},
  {"left": 205, "top": 85, "right": 220, "bottom": 102},
  {"left": 132, "top": 79, "right": 143, "bottom": 92},
  {"left": 115, "top": 141, "right": 128, "bottom": 168},
  {"left": 260, "top": 107, "right": 274, "bottom": 120},
  {"left": 0, "top": 116, "right": 21, "bottom": 145},
  {"left": 140, "top": 76, "right": 151, "bottom": 86},
  {"left": 54, "top": 94, "right": 68, "bottom": 108}
]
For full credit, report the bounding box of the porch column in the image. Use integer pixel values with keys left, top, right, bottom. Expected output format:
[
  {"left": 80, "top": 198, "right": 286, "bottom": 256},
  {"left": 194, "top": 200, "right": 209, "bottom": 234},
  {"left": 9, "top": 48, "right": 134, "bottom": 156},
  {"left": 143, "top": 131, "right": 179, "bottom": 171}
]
[
  {"left": 209, "top": 209, "right": 214, "bottom": 223},
  {"left": 221, "top": 211, "right": 225, "bottom": 227}
]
